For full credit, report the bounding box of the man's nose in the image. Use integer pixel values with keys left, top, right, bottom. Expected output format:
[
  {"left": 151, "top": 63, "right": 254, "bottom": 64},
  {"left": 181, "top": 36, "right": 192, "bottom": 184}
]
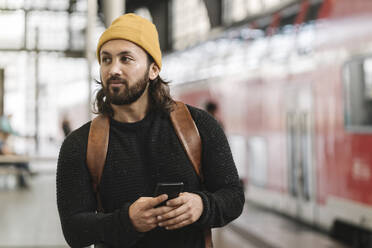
[{"left": 109, "top": 60, "right": 122, "bottom": 76}]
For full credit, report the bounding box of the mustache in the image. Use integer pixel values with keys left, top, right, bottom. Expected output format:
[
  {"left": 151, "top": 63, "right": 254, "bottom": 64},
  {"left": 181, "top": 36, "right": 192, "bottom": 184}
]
[{"left": 107, "top": 76, "right": 128, "bottom": 85}]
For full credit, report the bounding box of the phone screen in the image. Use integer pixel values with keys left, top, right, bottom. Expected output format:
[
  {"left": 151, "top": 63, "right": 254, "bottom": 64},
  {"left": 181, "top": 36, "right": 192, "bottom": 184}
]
[{"left": 154, "top": 182, "right": 184, "bottom": 200}]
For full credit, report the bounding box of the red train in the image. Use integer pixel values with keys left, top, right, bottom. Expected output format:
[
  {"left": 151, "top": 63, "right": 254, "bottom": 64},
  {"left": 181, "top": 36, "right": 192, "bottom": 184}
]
[{"left": 166, "top": 0, "right": 372, "bottom": 246}]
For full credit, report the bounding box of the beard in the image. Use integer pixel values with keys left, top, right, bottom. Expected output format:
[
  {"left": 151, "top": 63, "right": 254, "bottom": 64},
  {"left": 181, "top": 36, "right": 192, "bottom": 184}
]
[{"left": 103, "top": 70, "right": 149, "bottom": 106}]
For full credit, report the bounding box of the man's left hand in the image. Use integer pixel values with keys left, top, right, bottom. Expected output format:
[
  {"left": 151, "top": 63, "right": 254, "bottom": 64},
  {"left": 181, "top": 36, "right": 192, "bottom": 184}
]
[{"left": 157, "top": 192, "right": 203, "bottom": 230}]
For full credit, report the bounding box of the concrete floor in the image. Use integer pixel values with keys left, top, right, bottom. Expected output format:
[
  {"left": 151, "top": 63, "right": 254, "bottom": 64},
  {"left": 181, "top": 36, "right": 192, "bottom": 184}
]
[
  {"left": 0, "top": 172, "right": 67, "bottom": 248},
  {"left": 213, "top": 227, "right": 259, "bottom": 248}
]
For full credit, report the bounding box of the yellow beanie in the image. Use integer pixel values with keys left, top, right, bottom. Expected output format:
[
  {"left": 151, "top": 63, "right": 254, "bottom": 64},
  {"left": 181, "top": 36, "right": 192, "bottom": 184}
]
[{"left": 96, "top": 13, "right": 162, "bottom": 69}]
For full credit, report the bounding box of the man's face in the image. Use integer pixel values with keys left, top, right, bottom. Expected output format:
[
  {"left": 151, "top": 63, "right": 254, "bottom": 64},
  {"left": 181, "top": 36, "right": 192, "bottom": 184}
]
[{"left": 99, "top": 39, "right": 152, "bottom": 105}]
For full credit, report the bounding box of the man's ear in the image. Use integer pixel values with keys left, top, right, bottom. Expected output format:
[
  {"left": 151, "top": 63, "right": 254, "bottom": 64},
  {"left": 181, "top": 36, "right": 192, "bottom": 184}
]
[{"left": 149, "top": 63, "right": 160, "bottom": 80}]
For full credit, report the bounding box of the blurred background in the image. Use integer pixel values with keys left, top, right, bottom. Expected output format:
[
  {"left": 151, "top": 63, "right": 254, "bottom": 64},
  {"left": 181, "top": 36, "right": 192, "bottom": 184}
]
[{"left": 0, "top": 0, "right": 372, "bottom": 247}]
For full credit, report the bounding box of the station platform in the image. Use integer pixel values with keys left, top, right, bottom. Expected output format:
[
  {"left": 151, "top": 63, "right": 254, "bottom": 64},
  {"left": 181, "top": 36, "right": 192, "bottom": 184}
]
[{"left": 214, "top": 202, "right": 350, "bottom": 248}]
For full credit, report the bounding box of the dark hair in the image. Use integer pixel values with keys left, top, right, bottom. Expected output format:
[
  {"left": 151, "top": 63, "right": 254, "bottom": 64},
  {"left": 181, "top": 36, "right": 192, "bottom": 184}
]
[{"left": 93, "top": 55, "right": 175, "bottom": 117}]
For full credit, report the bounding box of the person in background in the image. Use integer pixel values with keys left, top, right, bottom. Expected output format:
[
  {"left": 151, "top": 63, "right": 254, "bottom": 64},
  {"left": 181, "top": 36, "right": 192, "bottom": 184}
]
[
  {"left": 57, "top": 13, "right": 244, "bottom": 248},
  {"left": 205, "top": 101, "right": 217, "bottom": 117},
  {"left": 0, "top": 115, "right": 30, "bottom": 188},
  {"left": 61, "top": 117, "right": 71, "bottom": 137},
  {"left": 205, "top": 100, "right": 224, "bottom": 129}
]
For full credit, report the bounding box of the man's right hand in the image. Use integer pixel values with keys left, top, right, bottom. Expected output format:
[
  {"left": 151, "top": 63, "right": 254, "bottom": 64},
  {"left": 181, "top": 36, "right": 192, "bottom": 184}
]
[{"left": 128, "top": 194, "right": 173, "bottom": 232}]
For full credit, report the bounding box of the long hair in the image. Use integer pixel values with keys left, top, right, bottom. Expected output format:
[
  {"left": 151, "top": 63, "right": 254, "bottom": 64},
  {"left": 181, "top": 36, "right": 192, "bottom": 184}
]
[{"left": 93, "top": 55, "right": 175, "bottom": 117}]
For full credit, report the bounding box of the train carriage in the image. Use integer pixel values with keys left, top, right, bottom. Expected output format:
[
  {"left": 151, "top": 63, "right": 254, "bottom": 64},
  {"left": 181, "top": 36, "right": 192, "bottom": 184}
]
[{"left": 164, "top": 0, "right": 372, "bottom": 246}]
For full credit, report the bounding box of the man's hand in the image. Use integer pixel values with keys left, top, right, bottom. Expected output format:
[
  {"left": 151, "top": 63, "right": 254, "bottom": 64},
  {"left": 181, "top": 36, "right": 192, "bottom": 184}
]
[
  {"left": 157, "top": 192, "right": 203, "bottom": 230},
  {"left": 129, "top": 194, "right": 174, "bottom": 232}
]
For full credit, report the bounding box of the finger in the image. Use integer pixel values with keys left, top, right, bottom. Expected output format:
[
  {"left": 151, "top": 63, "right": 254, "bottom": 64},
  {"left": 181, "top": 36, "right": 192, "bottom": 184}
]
[
  {"left": 157, "top": 203, "right": 188, "bottom": 221},
  {"left": 166, "top": 194, "right": 186, "bottom": 207},
  {"left": 135, "top": 211, "right": 158, "bottom": 226},
  {"left": 158, "top": 211, "right": 191, "bottom": 227},
  {"left": 147, "top": 194, "right": 168, "bottom": 208},
  {"left": 164, "top": 219, "right": 193, "bottom": 230},
  {"left": 150, "top": 205, "right": 175, "bottom": 217}
]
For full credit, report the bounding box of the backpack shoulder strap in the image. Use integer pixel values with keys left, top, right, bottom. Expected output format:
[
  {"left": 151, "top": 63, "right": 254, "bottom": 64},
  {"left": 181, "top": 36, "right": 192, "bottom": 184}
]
[
  {"left": 170, "top": 101, "right": 212, "bottom": 248},
  {"left": 170, "top": 101, "right": 203, "bottom": 181},
  {"left": 86, "top": 115, "right": 110, "bottom": 193}
]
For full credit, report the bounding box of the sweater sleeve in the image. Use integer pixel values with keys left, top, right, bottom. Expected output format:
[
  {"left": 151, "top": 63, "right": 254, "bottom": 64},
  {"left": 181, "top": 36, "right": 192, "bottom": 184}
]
[
  {"left": 56, "top": 124, "right": 143, "bottom": 248},
  {"left": 188, "top": 106, "right": 245, "bottom": 228}
]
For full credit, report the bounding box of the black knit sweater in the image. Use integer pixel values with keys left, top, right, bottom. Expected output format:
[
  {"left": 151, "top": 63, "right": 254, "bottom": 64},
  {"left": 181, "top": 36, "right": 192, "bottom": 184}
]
[{"left": 56, "top": 105, "right": 244, "bottom": 248}]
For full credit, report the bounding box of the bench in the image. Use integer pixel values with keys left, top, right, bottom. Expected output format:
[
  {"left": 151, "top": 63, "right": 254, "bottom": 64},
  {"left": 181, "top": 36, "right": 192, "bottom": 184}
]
[{"left": 0, "top": 155, "right": 31, "bottom": 189}]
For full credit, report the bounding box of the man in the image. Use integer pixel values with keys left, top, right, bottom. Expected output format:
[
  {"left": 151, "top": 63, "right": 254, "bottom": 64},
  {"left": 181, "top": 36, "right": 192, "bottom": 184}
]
[{"left": 57, "top": 13, "right": 244, "bottom": 248}]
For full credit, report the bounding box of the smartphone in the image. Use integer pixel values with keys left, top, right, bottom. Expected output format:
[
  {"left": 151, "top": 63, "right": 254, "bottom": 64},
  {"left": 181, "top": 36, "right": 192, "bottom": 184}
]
[{"left": 154, "top": 182, "right": 184, "bottom": 204}]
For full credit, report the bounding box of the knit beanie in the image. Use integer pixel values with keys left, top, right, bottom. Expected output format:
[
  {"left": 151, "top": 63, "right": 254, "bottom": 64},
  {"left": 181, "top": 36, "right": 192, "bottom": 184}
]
[{"left": 96, "top": 13, "right": 162, "bottom": 69}]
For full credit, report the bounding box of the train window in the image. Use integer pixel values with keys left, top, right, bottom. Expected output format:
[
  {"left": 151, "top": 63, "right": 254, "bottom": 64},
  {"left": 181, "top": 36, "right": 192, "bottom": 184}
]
[
  {"left": 343, "top": 57, "right": 372, "bottom": 131},
  {"left": 363, "top": 59, "right": 372, "bottom": 99},
  {"left": 247, "top": 137, "right": 267, "bottom": 187},
  {"left": 228, "top": 135, "right": 248, "bottom": 183}
]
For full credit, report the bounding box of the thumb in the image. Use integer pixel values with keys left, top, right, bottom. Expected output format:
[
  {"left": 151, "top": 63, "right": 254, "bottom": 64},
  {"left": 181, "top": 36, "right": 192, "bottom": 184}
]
[{"left": 148, "top": 194, "right": 168, "bottom": 208}]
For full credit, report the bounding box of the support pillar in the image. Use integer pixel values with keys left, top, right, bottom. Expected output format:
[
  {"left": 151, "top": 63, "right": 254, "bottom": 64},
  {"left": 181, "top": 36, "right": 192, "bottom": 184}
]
[
  {"left": 103, "top": 0, "right": 126, "bottom": 27},
  {"left": 148, "top": 0, "right": 172, "bottom": 51},
  {"left": 203, "top": 0, "right": 223, "bottom": 27},
  {"left": 86, "top": 0, "right": 97, "bottom": 120}
]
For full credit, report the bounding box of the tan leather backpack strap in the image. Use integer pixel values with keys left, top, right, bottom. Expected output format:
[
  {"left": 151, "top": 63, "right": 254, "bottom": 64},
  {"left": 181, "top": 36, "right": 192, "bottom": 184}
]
[
  {"left": 170, "top": 101, "right": 213, "bottom": 248},
  {"left": 170, "top": 101, "right": 203, "bottom": 181},
  {"left": 86, "top": 115, "right": 110, "bottom": 211},
  {"left": 204, "top": 229, "right": 213, "bottom": 248}
]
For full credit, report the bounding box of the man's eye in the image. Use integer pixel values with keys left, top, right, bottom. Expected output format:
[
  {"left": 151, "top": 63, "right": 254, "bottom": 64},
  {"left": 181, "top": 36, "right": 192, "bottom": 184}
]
[
  {"left": 102, "top": 57, "right": 111, "bottom": 63},
  {"left": 121, "top": 56, "right": 131, "bottom": 62}
]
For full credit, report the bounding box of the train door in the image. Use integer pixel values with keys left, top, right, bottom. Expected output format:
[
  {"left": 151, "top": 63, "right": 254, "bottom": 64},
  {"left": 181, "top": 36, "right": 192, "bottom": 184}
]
[{"left": 286, "top": 84, "right": 316, "bottom": 223}]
